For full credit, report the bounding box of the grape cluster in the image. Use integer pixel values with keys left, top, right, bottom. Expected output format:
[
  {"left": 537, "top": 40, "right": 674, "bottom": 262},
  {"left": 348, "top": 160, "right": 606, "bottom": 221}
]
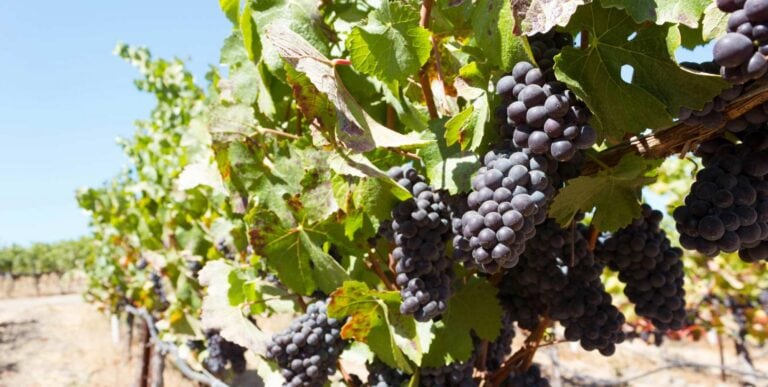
[
  {"left": 499, "top": 219, "right": 626, "bottom": 355},
  {"left": 678, "top": 61, "right": 746, "bottom": 128},
  {"left": 496, "top": 61, "right": 596, "bottom": 162},
  {"left": 149, "top": 271, "right": 169, "bottom": 309},
  {"left": 596, "top": 205, "right": 687, "bottom": 332},
  {"left": 457, "top": 149, "right": 557, "bottom": 273},
  {"left": 265, "top": 299, "right": 346, "bottom": 387},
  {"left": 674, "top": 135, "right": 768, "bottom": 262},
  {"left": 420, "top": 357, "right": 476, "bottom": 387},
  {"left": 203, "top": 329, "right": 247, "bottom": 374},
  {"left": 506, "top": 364, "right": 550, "bottom": 387},
  {"left": 215, "top": 239, "right": 237, "bottom": 261},
  {"left": 483, "top": 309, "right": 515, "bottom": 371},
  {"left": 388, "top": 165, "right": 454, "bottom": 321},
  {"left": 446, "top": 193, "right": 474, "bottom": 268},
  {"left": 714, "top": 0, "right": 768, "bottom": 83},
  {"left": 366, "top": 359, "right": 408, "bottom": 387}
]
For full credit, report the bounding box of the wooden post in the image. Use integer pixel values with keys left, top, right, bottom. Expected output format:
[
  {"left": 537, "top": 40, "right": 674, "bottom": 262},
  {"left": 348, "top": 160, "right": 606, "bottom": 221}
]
[
  {"left": 150, "top": 345, "right": 165, "bottom": 387},
  {"left": 135, "top": 319, "right": 151, "bottom": 387}
]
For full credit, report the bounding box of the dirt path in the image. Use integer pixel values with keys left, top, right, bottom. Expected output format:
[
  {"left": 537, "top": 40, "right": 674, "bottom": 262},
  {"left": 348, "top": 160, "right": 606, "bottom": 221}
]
[
  {"left": 0, "top": 294, "right": 189, "bottom": 387},
  {"left": 1, "top": 293, "right": 766, "bottom": 387}
]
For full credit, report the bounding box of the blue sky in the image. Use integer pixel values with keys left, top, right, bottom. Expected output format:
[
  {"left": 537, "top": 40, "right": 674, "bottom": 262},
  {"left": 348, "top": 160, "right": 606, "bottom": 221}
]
[
  {"left": 0, "top": 1, "right": 231, "bottom": 246},
  {"left": 0, "top": 2, "right": 713, "bottom": 246}
]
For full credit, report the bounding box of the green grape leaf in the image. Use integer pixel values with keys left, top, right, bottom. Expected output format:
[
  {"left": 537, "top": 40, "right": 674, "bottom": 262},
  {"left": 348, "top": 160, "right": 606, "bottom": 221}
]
[
  {"left": 198, "top": 260, "right": 268, "bottom": 354},
  {"left": 265, "top": 24, "right": 429, "bottom": 152},
  {"left": 472, "top": 0, "right": 528, "bottom": 70},
  {"left": 702, "top": 2, "right": 729, "bottom": 41},
  {"left": 251, "top": 0, "right": 330, "bottom": 74},
  {"left": 512, "top": 0, "right": 588, "bottom": 35},
  {"left": 550, "top": 154, "right": 661, "bottom": 232},
  {"left": 601, "top": 0, "right": 711, "bottom": 27},
  {"left": 347, "top": 1, "right": 431, "bottom": 84},
  {"left": 419, "top": 120, "right": 480, "bottom": 194},
  {"left": 421, "top": 278, "right": 502, "bottom": 366},
  {"left": 240, "top": 1, "right": 262, "bottom": 62},
  {"left": 328, "top": 281, "right": 418, "bottom": 372},
  {"left": 219, "top": 0, "right": 240, "bottom": 24},
  {"left": 556, "top": 3, "right": 728, "bottom": 142},
  {"left": 220, "top": 32, "right": 250, "bottom": 67},
  {"left": 445, "top": 82, "right": 490, "bottom": 151},
  {"left": 260, "top": 224, "right": 350, "bottom": 295}
]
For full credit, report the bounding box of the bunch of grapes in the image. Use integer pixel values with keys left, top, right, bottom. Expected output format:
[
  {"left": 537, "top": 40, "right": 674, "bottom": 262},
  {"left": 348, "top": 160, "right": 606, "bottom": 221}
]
[
  {"left": 714, "top": 0, "right": 768, "bottom": 83},
  {"left": 366, "top": 359, "right": 408, "bottom": 387},
  {"left": 420, "top": 357, "right": 476, "bottom": 387},
  {"left": 499, "top": 218, "right": 626, "bottom": 355},
  {"left": 596, "top": 205, "right": 687, "bottom": 332},
  {"left": 388, "top": 165, "right": 454, "bottom": 321},
  {"left": 215, "top": 239, "right": 237, "bottom": 261},
  {"left": 506, "top": 364, "right": 551, "bottom": 387},
  {"left": 496, "top": 61, "right": 596, "bottom": 162},
  {"left": 457, "top": 149, "right": 556, "bottom": 273},
  {"left": 203, "top": 329, "right": 247, "bottom": 374},
  {"left": 265, "top": 299, "right": 346, "bottom": 387},
  {"left": 674, "top": 135, "right": 768, "bottom": 262},
  {"left": 149, "top": 271, "right": 169, "bottom": 309}
]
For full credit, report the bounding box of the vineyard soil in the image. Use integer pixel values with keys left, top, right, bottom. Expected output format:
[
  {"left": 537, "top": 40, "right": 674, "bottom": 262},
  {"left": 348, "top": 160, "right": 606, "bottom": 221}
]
[{"left": 0, "top": 293, "right": 765, "bottom": 386}]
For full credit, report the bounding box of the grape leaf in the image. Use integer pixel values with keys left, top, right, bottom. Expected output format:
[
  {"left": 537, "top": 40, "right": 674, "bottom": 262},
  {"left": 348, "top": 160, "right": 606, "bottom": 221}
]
[
  {"left": 328, "top": 281, "right": 417, "bottom": 372},
  {"left": 419, "top": 120, "right": 480, "bottom": 194},
  {"left": 240, "top": 1, "right": 262, "bottom": 62},
  {"left": 219, "top": 0, "right": 240, "bottom": 24},
  {"left": 421, "top": 278, "right": 502, "bottom": 366},
  {"left": 265, "top": 24, "right": 429, "bottom": 152},
  {"left": 198, "top": 260, "right": 268, "bottom": 355},
  {"left": 601, "top": 0, "right": 711, "bottom": 27},
  {"left": 347, "top": 1, "right": 431, "bottom": 84},
  {"left": 512, "top": 0, "right": 588, "bottom": 35},
  {"left": 556, "top": 3, "right": 728, "bottom": 142},
  {"left": 472, "top": 0, "right": 528, "bottom": 70},
  {"left": 550, "top": 154, "right": 661, "bottom": 232},
  {"left": 260, "top": 224, "right": 350, "bottom": 295},
  {"left": 702, "top": 2, "right": 728, "bottom": 41},
  {"left": 250, "top": 0, "right": 330, "bottom": 75},
  {"left": 177, "top": 162, "right": 227, "bottom": 195}
]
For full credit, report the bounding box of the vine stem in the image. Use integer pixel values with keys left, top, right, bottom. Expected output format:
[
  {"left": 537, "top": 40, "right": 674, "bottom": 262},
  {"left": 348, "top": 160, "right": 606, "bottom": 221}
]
[
  {"left": 366, "top": 253, "right": 396, "bottom": 291},
  {"left": 587, "top": 224, "right": 599, "bottom": 252},
  {"left": 419, "top": 0, "right": 438, "bottom": 119},
  {"left": 582, "top": 81, "right": 768, "bottom": 175}
]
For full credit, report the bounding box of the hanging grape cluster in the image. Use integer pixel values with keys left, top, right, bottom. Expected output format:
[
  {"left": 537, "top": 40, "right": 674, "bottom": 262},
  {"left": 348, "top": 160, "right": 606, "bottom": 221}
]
[
  {"left": 265, "top": 299, "right": 346, "bottom": 387},
  {"left": 714, "top": 0, "right": 768, "bottom": 83},
  {"left": 597, "top": 205, "right": 687, "bottom": 332},
  {"left": 456, "top": 149, "right": 556, "bottom": 273},
  {"left": 203, "top": 329, "right": 247, "bottom": 374},
  {"left": 674, "top": 133, "right": 768, "bottom": 262},
  {"left": 499, "top": 218, "right": 626, "bottom": 356},
  {"left": 388, "top": 165, "right": 454, "bottom": 321}
]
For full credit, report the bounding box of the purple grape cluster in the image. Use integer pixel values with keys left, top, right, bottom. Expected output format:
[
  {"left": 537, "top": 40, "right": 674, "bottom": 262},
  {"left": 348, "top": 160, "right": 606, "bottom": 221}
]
[
  {"left": 420, "top": 357, "right": 476, "bottom": 387},
  {"left": 203, "top": 329, "right": 247, "bottom": 374},
  {"left": 506, "top": 364, "right": 551, "bottom": 387},
  {"left": 456, "top": 149, "right": 556, "bottom": 273},
  {"left": 366, "top": 359, "right": 408, "bottom": 387},
  {"left": 388, "top": 165, "right": 454, "bottom": 321},
  {"left": 714, "top": 0, "right": 768, "bottom": 83},
  {"left": 674, "top": 134, "right": 768, "bottom": 262},
  {"left": 496, "top": 61, "right": 596, "bottom": 162},
  {"left": 499, "top": 218, "right": 626, "bottom": 356},
  {"left": 483, "top": 309, "right": 515, "bottom": 371},
  {"left": 265, "top": 299, "right": 346, "bottom": 387},
  {"left": 596, "top": 205, "right": 687, "bottom": 332}
]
